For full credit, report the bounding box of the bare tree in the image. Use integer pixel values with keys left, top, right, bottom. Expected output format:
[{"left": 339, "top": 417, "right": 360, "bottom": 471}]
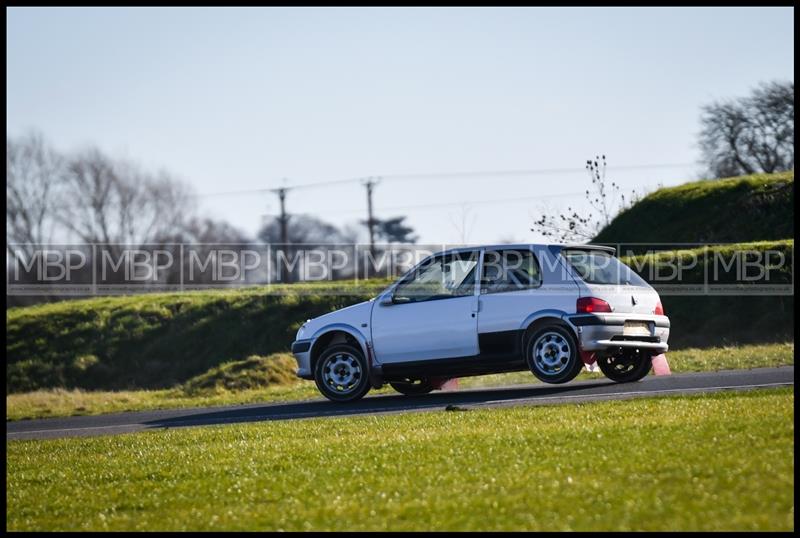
[
  {"left": 56, "top": 149, "right": 196, "bottom": 247},
  {"left": 448, "top": 205, "right": 477, "bottom": 245},
  {"left": 258, "top": 214, "right": 357, "bottom": 245},
  {"left": 531, "top": 155, "right": 639, "bottom": 243},
  {"left": 156, "top": 216, "right": 254, "bottom": 287},
  {"left": 69, "top": 152, "right": 210, "bottom": 290},
  {"left": 6, "top": 132, "right": 64, "bottom": 257},
  {"left": 257, "top": 214, "right": 361, "bottom": 282},
  {"left": 699, "top": 80, "right": 794, "bottom": 178},
  {"left": 7, "top": 133, "right": 267, "bottom": 302},
  {"left": 176, "top": 216, "right": 251, "bottom": 244}
]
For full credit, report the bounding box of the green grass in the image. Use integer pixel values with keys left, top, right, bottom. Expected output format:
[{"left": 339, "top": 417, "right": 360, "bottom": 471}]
[
  {"left": 6, "top": 342, "right": 793, "bottom": 421},
  {"left": 5, "top": 352, "right": 321, "bottom": 421},
  {"left": 5, "top": 381, "right": 324, "bottom": 422},
  {"left": 594, "top": 171, "right": 794, "bottom": 244},
  {"left": 6, "top": 388, "right": 794, "bottom": 531},
  {"left": 7, "top": 279, "right": 391, "bottom": 393},
  {"left": 659, "top": 341, "right": 794, "bottom": 371}
]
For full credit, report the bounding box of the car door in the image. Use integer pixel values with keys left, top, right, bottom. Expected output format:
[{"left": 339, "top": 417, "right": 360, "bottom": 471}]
[
  {"left": 371, "top": 250, "right": 480, "bottom": 364},
  {"left": 476, "top": 246, "right": 577, "bottom": 357}
]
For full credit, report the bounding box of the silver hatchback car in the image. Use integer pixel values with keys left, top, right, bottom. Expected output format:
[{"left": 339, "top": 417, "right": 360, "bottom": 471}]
[{"left": 292, "top": 244, "right": 670, "bottom": 402}]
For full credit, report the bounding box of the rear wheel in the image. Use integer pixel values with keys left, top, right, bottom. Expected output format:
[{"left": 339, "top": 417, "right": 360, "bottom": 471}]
[
  {"left": 389, "top": 379, "right": 436, "bottom": 396},
  {"left": 314, "top": 344, "right": 371, "bottom": 402},
  {"left": 525, "top": 324, "right": 582, "bottom": 384},
  {"left": 597, "top": 348, "right": 652, "bottom": 383}
]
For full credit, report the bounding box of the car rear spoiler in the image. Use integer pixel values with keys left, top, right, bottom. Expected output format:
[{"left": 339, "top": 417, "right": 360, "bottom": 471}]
[{"left": 549, "top": 244, "right": 617, "bottom": 256}]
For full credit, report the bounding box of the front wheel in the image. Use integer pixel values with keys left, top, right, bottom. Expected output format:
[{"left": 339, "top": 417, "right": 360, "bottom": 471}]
[
  {"left": 597, "top": 348, "right": 652, "bottom": 383},
  {"left": 389, "top": 379, "right": 436, "bottom": 396},
  {"left": 314, "top": 344, "right": 371, "bottom": 402}
]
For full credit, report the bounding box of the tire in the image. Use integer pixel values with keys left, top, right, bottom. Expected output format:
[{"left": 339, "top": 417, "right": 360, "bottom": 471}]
[
  {"left": 597, "top": 348, "right": 652, "bottom": 383},
  {"left": 525, "top": 323, "right": 583, "bottom": 384},
  {"left": 314, "top": 344, "right": 371, "bottom": 402},
  {"left": 389, "top": 379, "right": 436, "bottom": 396}
]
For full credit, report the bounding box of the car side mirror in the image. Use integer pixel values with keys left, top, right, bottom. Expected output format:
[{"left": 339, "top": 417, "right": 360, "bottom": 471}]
[{"left": 379, "top": 294, "right": 394, "bottom": 306}]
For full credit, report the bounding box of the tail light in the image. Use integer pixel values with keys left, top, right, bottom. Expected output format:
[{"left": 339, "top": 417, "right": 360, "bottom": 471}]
[
  {"left": 654, "top": 300, "right": 665, "bottom": 315},
  {"left": 576, "top": 297, "right": 612, "bottom": 314}
]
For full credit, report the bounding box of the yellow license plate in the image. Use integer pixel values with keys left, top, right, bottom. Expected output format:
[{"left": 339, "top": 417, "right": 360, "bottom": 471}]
[{"left": 623, "top": 321, "right": 651, "bottom": 336}]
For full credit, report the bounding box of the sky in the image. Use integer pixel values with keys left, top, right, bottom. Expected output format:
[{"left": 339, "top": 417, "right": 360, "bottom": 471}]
[{"left": 6, "top": 7, "right": 794, "bottom": 245}]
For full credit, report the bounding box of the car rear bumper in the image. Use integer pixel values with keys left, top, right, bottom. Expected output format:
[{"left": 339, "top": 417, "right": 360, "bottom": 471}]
[{"left": 563, "top": 313, "right": 670, "bottom": 354}]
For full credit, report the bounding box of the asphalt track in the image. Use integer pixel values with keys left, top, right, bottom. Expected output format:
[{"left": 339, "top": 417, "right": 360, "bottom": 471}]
[{"left": 7, "top": 367, "right": 794, "bottom": 441}]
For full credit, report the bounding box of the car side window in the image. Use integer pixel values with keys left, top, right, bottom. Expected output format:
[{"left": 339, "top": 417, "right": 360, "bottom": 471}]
[
  {"left": 393, "top": 251, "right": 478, "bottom": 303},
  {"left": 480, "top": 249, "right": 542, "bottom": 294}
]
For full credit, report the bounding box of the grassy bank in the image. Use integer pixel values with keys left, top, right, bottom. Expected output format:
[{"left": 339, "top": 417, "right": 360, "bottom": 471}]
[
  {"left": 594, "top": 171, "right": 794, "bottom": 244},
  {"left": 6, "top": 388, "right": 794, "bottom": 531},
  {"left": 6, "top": 342, "right": 793, "bottom": 421},
  {"left": 619, "top": 240, "right": 794, "bottom": 348},
  {"left": 7, "top": 280, "right": 390, "bottom": 393}
]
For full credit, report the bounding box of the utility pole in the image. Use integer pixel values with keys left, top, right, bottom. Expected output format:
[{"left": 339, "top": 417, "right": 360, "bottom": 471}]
[
  {"left": 273, "top": 185, "right": 292, "bottom": 283},
  {"left": 363, "top": 177, "right": 380, "bottom": 260},
  {"left": 277, "top": 187, "right": 289, "bottom": 246}
]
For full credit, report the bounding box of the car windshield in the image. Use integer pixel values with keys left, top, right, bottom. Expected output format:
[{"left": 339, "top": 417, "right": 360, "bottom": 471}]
[{"left": 562, "top": 250, "right": 647, "bottom": 286}]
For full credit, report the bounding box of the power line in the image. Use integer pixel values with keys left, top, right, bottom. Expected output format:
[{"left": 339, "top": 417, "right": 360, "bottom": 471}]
[
  {"left": 192, "top": 162, "right": 695, "bottom": 199},
  {"left": 203, "top": 162, "right": 695, "bottom": 243},
  {"left": 189, "top": 175, "right": 368, "bottom": 198},
  {"left": 317, "top": 190, "right": 590, "bottom": 216},
  {"left": 379, "top": 162, "right": 694, "bottom": 182},
  {"left": 377, "top": 191, "right": 588, "bottom": 212}
]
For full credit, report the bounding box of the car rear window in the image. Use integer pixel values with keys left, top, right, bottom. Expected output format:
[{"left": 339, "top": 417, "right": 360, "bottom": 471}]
[{"left": 561, "top": 250, "right": 647, "bottom": 286}]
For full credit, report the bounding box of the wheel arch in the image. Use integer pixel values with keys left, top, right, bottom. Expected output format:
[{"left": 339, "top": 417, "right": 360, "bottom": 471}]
[
  {"left": 309, "top": 324, "right": 370, "bottom": 372},
  {"left": 519, "top": 309, "right": 577, "bottom": 344}
]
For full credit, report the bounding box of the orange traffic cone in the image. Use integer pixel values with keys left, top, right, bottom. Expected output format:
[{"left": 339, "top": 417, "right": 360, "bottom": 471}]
[{"left": 651, "top": 354, "right": 671, "bottom": 376}]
